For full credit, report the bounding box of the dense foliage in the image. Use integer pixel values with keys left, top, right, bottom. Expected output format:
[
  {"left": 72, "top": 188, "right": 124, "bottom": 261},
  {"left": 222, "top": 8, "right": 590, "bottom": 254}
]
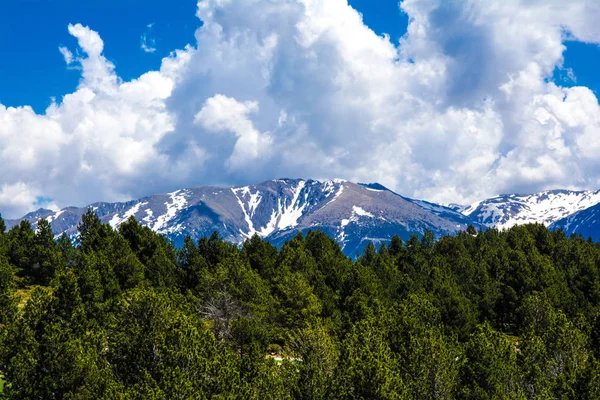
[{"left": 2, "top": 210, "right": 600, "bottom": 398}]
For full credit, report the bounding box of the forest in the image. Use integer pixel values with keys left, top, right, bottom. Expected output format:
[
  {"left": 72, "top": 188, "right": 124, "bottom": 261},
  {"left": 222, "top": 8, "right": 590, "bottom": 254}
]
[{"left": 2, "top": 210, "right": 600, "bottom": 398}]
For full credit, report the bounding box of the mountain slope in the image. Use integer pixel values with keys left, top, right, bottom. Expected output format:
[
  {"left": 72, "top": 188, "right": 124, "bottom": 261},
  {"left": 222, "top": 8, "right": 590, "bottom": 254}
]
[
  {"left": 5, "top": 179, "right": 476, "bottom": 256},
  {"left": 267, "top": 181, "right": 475, "bottom": 255},
  {"left": 550, "top": 203, "right": 600, "bottom": 241},
  {"left": 463, "top": 189, "right": 600, "bottom": 229}
]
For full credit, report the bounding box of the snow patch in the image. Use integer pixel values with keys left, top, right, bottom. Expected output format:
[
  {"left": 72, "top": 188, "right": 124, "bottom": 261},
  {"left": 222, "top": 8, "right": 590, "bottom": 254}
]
[
  {"left": 323, "top": 183, "right": 344, "bottom": 208},
  {"left": 463, "top": 200, "right": 485, "bottom": 216},
  {"left": 142, "top": 208, "right": 154, "bottom": 224},
  {"left": 353, "top": 206, "right": 374, "bottom": 218},
  {"left": 257, "top": 209, "right": 279, "bottom": 237},
  {"left": 153, "top": 191, "right": 188, "bottom": 232},
  {"left": 109, "top": 214, "right": 121, "bottom": 229},
  {"left": 322, "top": 179, "right": 346, "bottom": 197},
  {"left": 47, "top": 210, "right": 65, "bottom": 223},
  {"left": 277, "top": 180, "right": 308, "bottom": 230},
  {"left": 337, "top": 205, "right": 376, "bottom": 248},
  {"left": 109, "top": 202, "right": 147, "bottom": 229},
  {"left": 231, "top": 186, "right": 263, "bottom": 238}
]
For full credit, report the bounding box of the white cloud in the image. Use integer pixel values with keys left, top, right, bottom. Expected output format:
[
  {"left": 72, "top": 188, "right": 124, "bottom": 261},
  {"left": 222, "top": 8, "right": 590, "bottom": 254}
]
[
  {"left": 0, "top": 183, "right": 40, "bottom": 218},
  {"left": 58, "top": 46, "right": 73, "bottom": 64},
  {"left": 141, "top": 23, "right": 157, "bottom": 53},
  {"left": 141, "top": 38, "right": 156, "bottom": 53},
  {"left": 141, "top": 34, "right": 156, "bottom": 53},
  {"left": 194, "top": 94, "right": 272, "bottom": 171},
  {"left": 4, "top": 0, "right": 600, "bottom": 217}
]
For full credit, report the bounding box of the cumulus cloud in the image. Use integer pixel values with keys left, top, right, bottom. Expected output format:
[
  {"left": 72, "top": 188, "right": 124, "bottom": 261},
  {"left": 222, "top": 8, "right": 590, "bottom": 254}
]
[
  {"left": 0, "top": 23, "right": 191, "bottom": 218},
  {"left": 3, "top": 0, "right": 600, "bottom": 217},
  {"left": 194, "top": 95, "right": 272, "bottom": 171},
  {"left": 0, "top": 183, "right": 43, "bottom": 218}
]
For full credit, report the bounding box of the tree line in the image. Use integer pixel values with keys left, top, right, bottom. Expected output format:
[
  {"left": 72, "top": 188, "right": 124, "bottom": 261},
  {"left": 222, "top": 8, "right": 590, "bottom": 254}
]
[{"left": 2, "top": 210, "right": 600, "bottom": 398}]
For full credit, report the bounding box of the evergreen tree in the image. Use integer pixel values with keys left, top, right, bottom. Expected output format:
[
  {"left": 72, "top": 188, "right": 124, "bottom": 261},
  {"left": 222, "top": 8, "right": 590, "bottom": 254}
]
[
  {"left": 0, "top": 255, "right": 17, "bottom": 327},
  {"left": 2, "top": 214, "right": 600, "bottom": 398},
  {"left": 34, "top": 219, "right": 61, "bottom": 285},
  {"left": 0, "top": 213, "right": 6, "bottom": 235},
  {"left": 460, "top": 322, "right": 524, "bottom": 399},
  {"left": 7, "top": 220, "right": 36, "bottom": 284}
]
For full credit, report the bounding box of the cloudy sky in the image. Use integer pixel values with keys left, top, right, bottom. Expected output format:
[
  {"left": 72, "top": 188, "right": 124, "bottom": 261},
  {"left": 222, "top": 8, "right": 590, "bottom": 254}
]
[{"left": 1, "top": 0, "right": 600, "bottom": 218}]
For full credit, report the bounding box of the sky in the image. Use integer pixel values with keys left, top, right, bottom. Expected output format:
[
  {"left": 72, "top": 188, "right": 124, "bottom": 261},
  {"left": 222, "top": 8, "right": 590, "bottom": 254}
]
[{"left": 1, "top": 0, "right": 600, "bottom": 218}]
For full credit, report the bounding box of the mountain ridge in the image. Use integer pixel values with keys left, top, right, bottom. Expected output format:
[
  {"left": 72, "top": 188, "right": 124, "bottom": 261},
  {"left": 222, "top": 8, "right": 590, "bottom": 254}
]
[
  {"left": 462, "top": 189, "right": 600, "bottom": 230},
  {"left": 4, "top": 178, "right": 475, "bottom": 256},
  {"left": 7, "top": 181, "right": 600, "bottom": 254}
]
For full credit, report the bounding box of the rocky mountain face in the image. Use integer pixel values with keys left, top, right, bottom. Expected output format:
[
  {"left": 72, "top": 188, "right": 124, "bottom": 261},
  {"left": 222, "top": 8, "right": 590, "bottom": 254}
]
[{"left": 5, "top": 179, "right": 474, "bottom": 257}]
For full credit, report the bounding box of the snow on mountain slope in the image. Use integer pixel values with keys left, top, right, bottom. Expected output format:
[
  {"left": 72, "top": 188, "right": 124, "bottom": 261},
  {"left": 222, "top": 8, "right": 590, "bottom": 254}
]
[
  {"left": 230, "top": 179, "right": 319, "bottom": 238},
  {"left": 4, "top": 179, "right": 477, "bottom": 256},
  {"left": 551, "top": 203, "right": 600, "bottom": 241},
  {"left": 11, "top": 181, "right": 600, "bottom": 254},
  {"left": 152, "top": 190, "right": 189, "bottom": 233},
  {"left": 267, "top": 181, "right": 476, "bottom": 255},
  {"left": 464, "top": 189, "right": 600, "bottom": 229}
]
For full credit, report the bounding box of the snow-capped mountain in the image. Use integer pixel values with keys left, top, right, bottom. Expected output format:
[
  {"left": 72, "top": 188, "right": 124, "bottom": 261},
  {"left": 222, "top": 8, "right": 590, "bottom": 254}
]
[
  {"left": 10, "top": 181, "right": 600, "bottom": 254},
  {"left": 5, "top": 179, "right": 475, "bottom": 256},
  {"left": 462, "top": 189, "right": 600, "bottom": 230}
]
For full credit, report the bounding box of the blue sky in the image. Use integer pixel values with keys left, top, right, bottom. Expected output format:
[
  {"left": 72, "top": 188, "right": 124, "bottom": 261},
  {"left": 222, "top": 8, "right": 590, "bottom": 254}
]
[
  {"left": 0, "top": 0, "right": 198, "bottom": 112},
  {"left": 0, "top": 0, "right": 413, "bottom": 113},
  {"left": 555, "top": 41, "right": 600, "bottom": 94},
  {"left": 2, "top": 0, "right": 600, "bottom": 218}
]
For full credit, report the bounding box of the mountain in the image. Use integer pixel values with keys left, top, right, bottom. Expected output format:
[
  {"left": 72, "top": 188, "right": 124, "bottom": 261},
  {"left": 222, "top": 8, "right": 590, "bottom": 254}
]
[
  {"left": 550, "top": 203, "right": 600, "bottom": 241},
  {"left": 462, "top": 189, "right": 600, "bottom": 229},
  {"left": 10, "top": 182, "right": 600, "bottom": 254},
  {"left": 5, "top": 179, "right": 475, "bottom": 256}
]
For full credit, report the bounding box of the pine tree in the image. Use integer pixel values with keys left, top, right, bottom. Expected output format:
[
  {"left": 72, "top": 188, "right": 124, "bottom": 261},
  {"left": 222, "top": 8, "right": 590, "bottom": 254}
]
[
  {"left": 34, "top": 219, "right": 60, "bottom": 285},
  {"left": 0, "top": 213, "right": 6, "bottom": 235}
]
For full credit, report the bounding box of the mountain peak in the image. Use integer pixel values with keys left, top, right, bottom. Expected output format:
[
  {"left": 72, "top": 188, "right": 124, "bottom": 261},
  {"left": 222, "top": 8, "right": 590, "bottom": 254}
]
[
  {"left": 5, "top": 179, "right": 473, "bottom": 256},
  {"left": 7, "top": 182, "right": 600, "bottom": 255},
  {"left": 358, "top": 182, "right": 391, "bottom": 192}
]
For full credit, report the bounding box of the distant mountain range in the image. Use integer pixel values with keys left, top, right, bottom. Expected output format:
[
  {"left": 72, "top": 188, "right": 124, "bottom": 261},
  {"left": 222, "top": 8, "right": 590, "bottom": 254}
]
[
  {"left": 5, "top": 181, "right": 600, "bottom": 256},
  {"left": 4, "top": 179, "right": 473, "bottom": 256}
]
